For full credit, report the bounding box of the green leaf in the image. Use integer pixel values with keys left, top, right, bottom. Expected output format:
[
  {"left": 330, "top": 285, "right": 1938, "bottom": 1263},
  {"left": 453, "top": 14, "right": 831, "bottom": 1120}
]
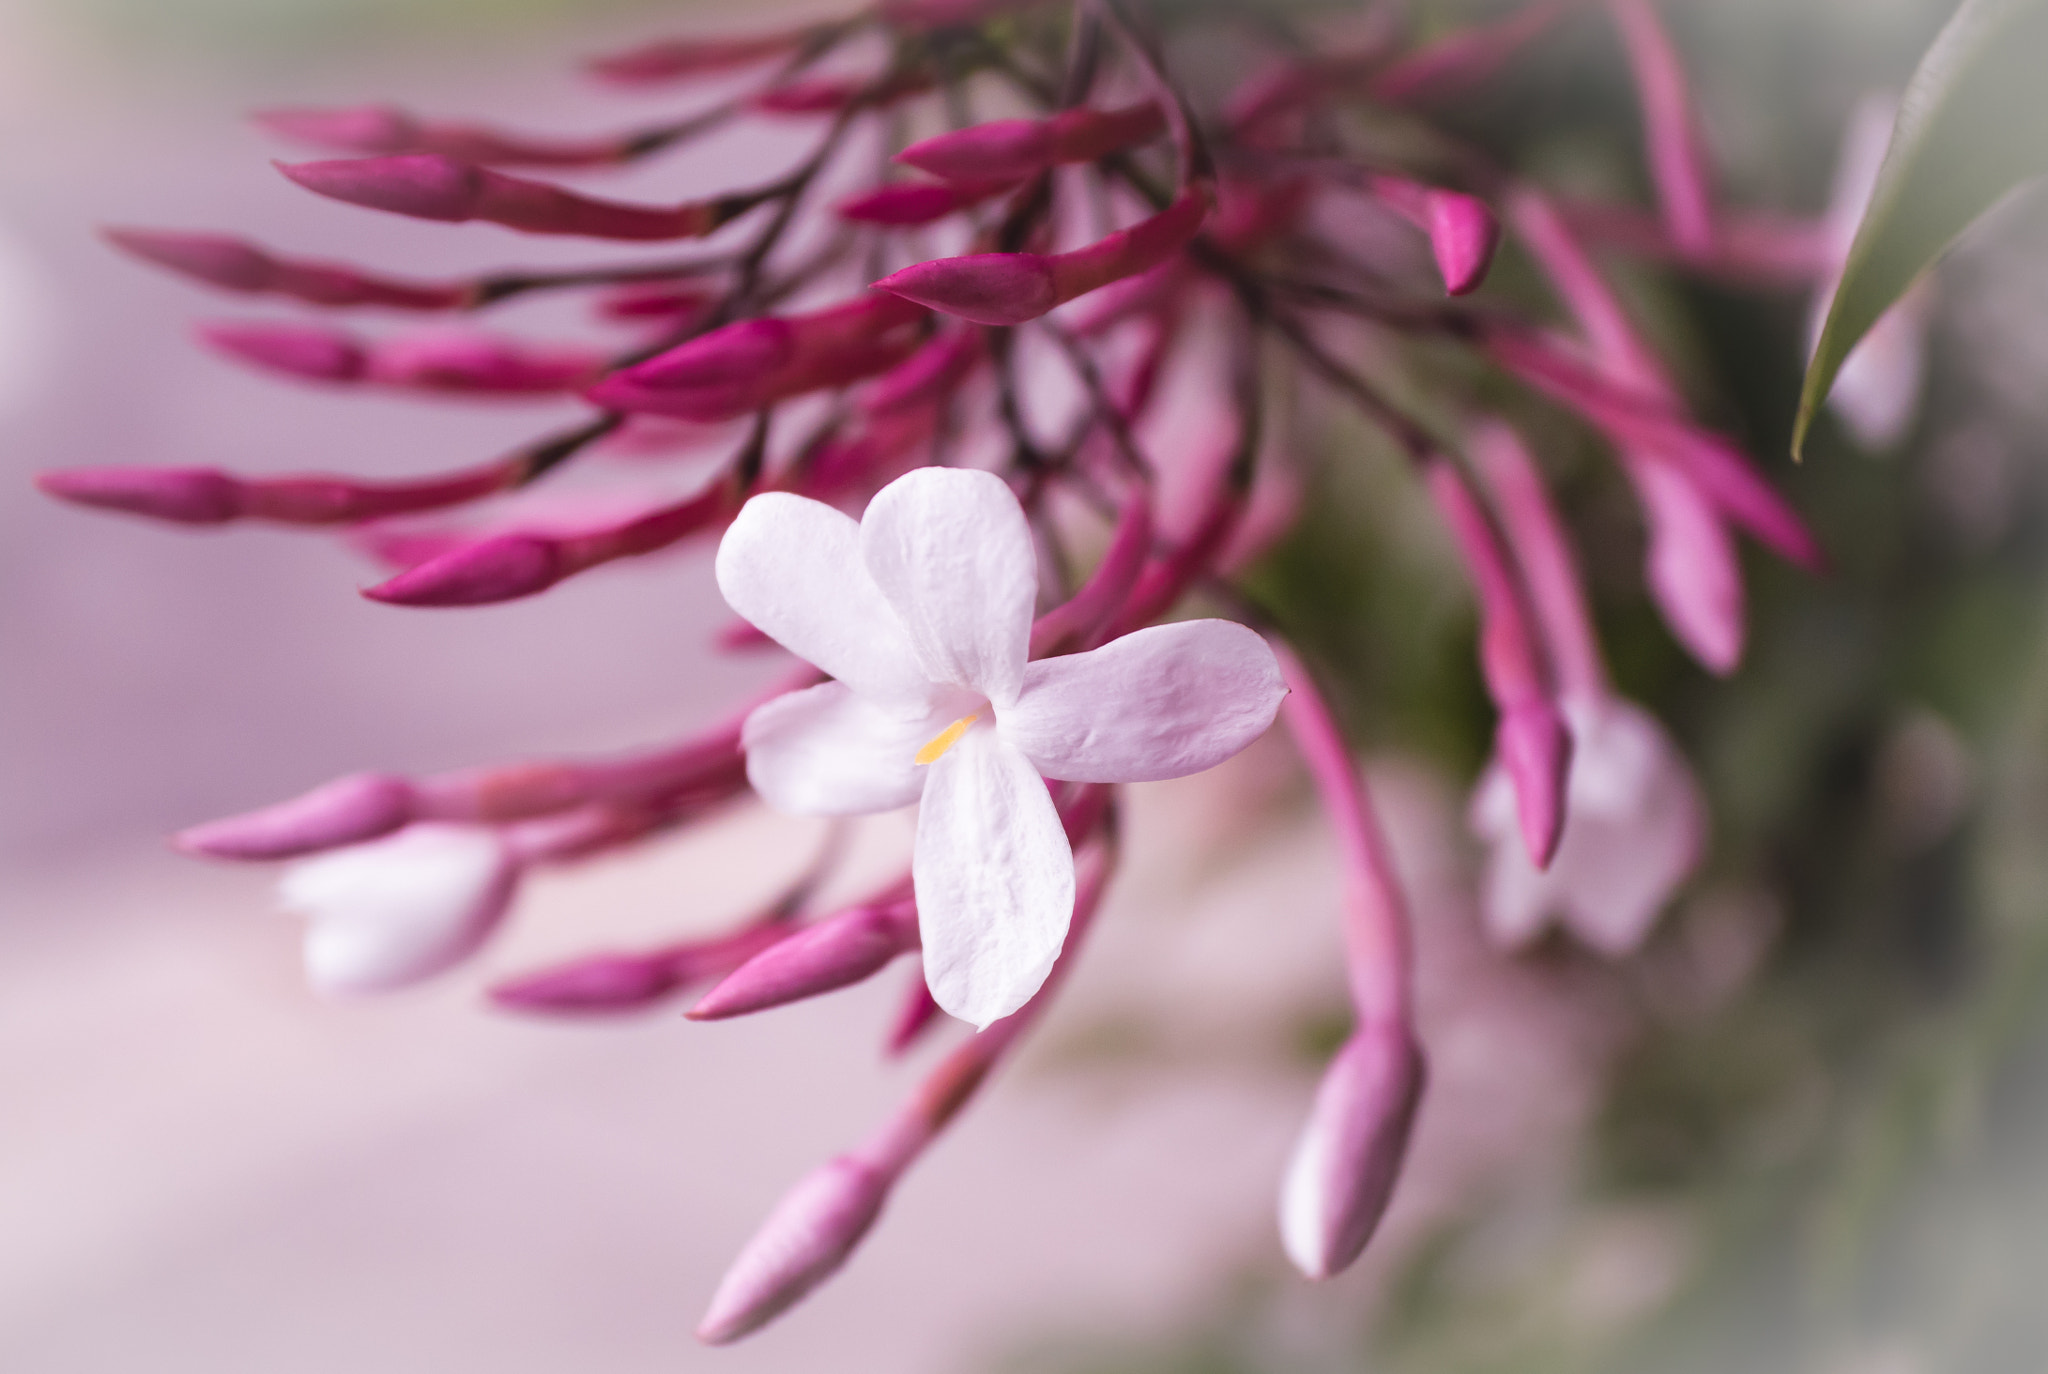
[{"left": 1793, "top": 0, "right": 2048, "bottom": 459}]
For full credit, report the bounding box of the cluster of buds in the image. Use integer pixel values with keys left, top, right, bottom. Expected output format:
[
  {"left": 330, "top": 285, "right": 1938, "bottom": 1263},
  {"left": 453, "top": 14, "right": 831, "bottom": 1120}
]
[{"left": 42, "top": 0, "right": 1898, "bottom": 1344}]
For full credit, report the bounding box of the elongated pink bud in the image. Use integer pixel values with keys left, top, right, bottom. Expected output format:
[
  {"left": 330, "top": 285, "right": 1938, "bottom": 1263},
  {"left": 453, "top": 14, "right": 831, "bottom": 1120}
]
[
  {"left": 177, "top": 772, "right": 417, "bottom": 860},
  {"left": 1372, "top": 177, "right": 1501, "bottom": 296},
  {"left": 595, "top": 281, "right": 714, "bottom": 322},
  {"left": 490, "top": 920, "right": 790, "bottom": 1013},
  {"left": 279, "top": 154, "right": 723, "bottom": 241},
  {"left": 689, "top": 901, "right": 919, "bottom": 1020},
  {"left": 875, "top": 186, "right": 1210, "bottom": 326},
  {"left": 589, "top": 294, "right": 926, "bottom": 421},
  {"left": 364, "top": 481, "right": 738, "bottom": 606},
  {"left": 202, "top": 321, "right": 597, "bottom": 394},
  {"left": 1030, "top": 491, "right": 1153, "bottom": 655},
  {"left": 697, "top": 1155, "right": 892, "bottom": 1345},
  {"left": 883, "top": 974, "right": 942, "bottom": 1057},
  {"left": 1474, "top": 423, "right": 1607, "bottom": 698},
  {"left": 201, "top": 321, "right": 363, "bottom": 380},
  {"left": 1426, "top": 459, "right": 1571, "bottom": 866},
  {"left": 104, "top": 227, "right": 465, "bottom": 310},
  {"left": 836, "top": 178, "right": 1015, "bottom": 225},
  {"left": 1606, "top": 0, "right": 1715, "bottom": 259},
  {"left": 753, "top": 71, "right": 933, "bottom": 115},
  {"left": 859, "top": 328, "right": 982, "bottom": 415},
  {"left": 1372, "top": 0, "right": 1576, "bottom": 105},
  {"left": 586, "top": 28, "right": 809, "bottom": 84},
  {"left": 256, "top": 104, "right": 634, "bottom": 168},
  {"left": 895, "top": 102, "right": 1165, "bottom": 183},
  {"left": 1280, "top": 1021, "right": 1425, "bottom": 1279},
  {"left": 36, "top": 466, "right": 242, "bottom": 524},
  {"left": 1630, "top": 455, "right": 1743, "bottom": 674}
]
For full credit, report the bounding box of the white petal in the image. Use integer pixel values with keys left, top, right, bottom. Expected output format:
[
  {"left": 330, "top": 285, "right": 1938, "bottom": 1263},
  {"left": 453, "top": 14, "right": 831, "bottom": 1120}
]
[
  {"left": 914, "top": 728, "right": 1074, "bottom": 1028},
  {"left": 278, "top": 824, "right": 516, "bottom": 995},
  {"left": 860, "top": 468, "right": 1037, "bottom": 707},
  {"left": 715, "top": 492, "right": 930, "bottom": 703},
  {"left": 742, "top": 682, "right": 946, "bottom": 816},
  {"left": 1000, "top": 620, "right": 1287, "bottom": 783}
]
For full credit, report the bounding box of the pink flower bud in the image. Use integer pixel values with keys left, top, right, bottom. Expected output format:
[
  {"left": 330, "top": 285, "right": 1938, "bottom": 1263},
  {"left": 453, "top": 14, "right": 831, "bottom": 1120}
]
[
  {"left": 102, "top": 228, "right": 466, "bottom": 310},
  {"left": 1606, "top": 0, "right": 1715, "bottom": 260},
  {"left": 875, "top": 186, "right": 1209, "bottom": 326},
  {"left": 688, "top": 901, "right": 918, "bottom": 1020},
  {"left": 594, "top": 281, "right": 713, "bottom": 321},
  {"left": 200, "top": 321, "right": 365, "bottom": 381},
  {"left": 585, "top": 29, "right": 809, "bottom": 84},
  {"left": 1372, "top": 177, "right": 1501, "bottom": 296},
  {"left": 280, "top": 823, "right": 518, "bottom": 995},
  {"left": 697, "top": 1155, "right": 892, "bottom": 1345},
  {"left": 894, "top": 101, "right": 1164, "bottom": 183},
  {"left": 364, "top": 331, "right": 599, "bottom": 394},
  {"left": 836, "top": 178, "right": 1014, "bottom": 226},
  {"left": 883, "top": 975, "right": 942, "bottom": 1057},
  {"left": 278, "top": 154, "right": 721, "bottom": 241},
  {"left": 1279, "top": 1022, "right": 1425, "bottom": 1280},
  {"left": 1631, "top": 455, "right": 1744, "bottom": 675},
  {"left": 177, "top": 772, "right": 418, "bottom": 860},
  {"left": 256, "top": 104, "right": 628, "bottom": 168},
  {"left": 362, "top": 534, "right": 563, "bottom": 607},
  {"left": 36, "top": 466, "right": 243, "bottom": 524},
  {"left": 753, "top": 72, "right": 933, "bottom": 116},
  {"left": 1496, "top": 698, "right": 1573, "bottom": 868},
  {"left": 859, "top": 328, "right": 982, "bottom": 416},
  {"left": 489, "top": 920, "right": 787, "bottom": 1013}
]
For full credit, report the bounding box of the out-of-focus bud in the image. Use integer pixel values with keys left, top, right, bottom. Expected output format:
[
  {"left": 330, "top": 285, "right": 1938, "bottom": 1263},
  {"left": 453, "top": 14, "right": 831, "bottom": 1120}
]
[
  {"left": 1279, "top": 1021, "right": 1425, "bottom": 1280},
  {"left": 1606, "top": 0, "right": 1715, "bottom": 260},
  {"left": 753, "top": 71, "right": 934, "bottom": 116},
  {"left": 595, "top": 281, "right": 714, "bottom": 322},
  {"left": 178, "top": 772, "right": 417, "bottom": 860},
  {"left": 689, "top": 901, "right": 918, "bottom": 1020},
  {"left": 836, "top": 179, "right": 1015, "bottom": 226},
  {"left": 875, "top": 186, "right": 1209, "bottom": 326},
  {"left": 201, "top": 320, "right": 364, "bottom": 380},
  {"left": 1630, "top": 455, "right": 1743, "bottom": 675},
  {"left": 697, "top": 1155, "right": 893, "bottom": 1345},
  {"left": 102, "top": 228, "right": 467, "bottom": 310},
  {"left": 895, "top": 102, "right": 1164, "bottom": 183},
  {"left": 36, "top": 466, "right": 242, "bottom": 524},
  {"left": 489, "top": 920, "right": 788, "bottom": 1013},
  {"left": 1496, "top": 699, "right": 1572, "bottom": 868},
  {"left": 362, "top": 534, "right": 563, "bottom": 607},
  {"left": 255, "top": 104, "right": 631, "bottom": 168},
  {"left": 586, "top": 29, "right": 811, "bottom": 85},
  {"left": 860, "top": 329, "right": 982, "bottom": 416},
  {"left": 278, "top": 154, "right": 724, "bottom": 241},
  {"left": 1372, "top": 177, "right": 1500, "bottom": 296},
  {"left": 278, "top": 823, "right": 519, "bottom": 995},
  {"left": 201, "top": 322, "right": 597, "bottom": 394}
]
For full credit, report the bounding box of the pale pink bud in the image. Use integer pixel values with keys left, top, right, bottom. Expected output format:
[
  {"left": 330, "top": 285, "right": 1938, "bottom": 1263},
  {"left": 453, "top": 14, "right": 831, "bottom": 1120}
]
[
  {"left": 875, "top": 186, "right": 1209, "bottom": 326},
  {"left": 278, "top": 154, "right": 721, "bottom": 241},
  {"left": 103, "top": 228, "right": 466, "bottom": 310},
  {"left": 200, "top": 320, "right": 364, "bottom": 381},
  {"left": 255, "top": 104, "right": 628, "bottom": 168},
  {"left": 586, "top": 29, "right": 809, "bottom": 85},
  {"left": 1497, "top": 699, "right": 1572, "bottom": 868},
  {"left": 363, "top": 533, "right": 563, "bottom": 607},
  {"left": 1606, "top": 0, "right": 1715, "bottom": 259},
  {"left": 688, "top": 901, "right": 918, "bottom": 1020},
  {"left": 895, "top": 101, "right": 1164, "bottom": 183},
  {"left": 178, "top": 772, "right": 417, "bottom": 860},
  {"left": 836, "top": 178, "right": 1014, "bottom": 226},
  {"left": 36, "top": 466, "right": 242, "bottom": 524},
  {"left": 1631, "top": 456, "right": 1744, "bottom": 675},
  {"left": 1279, "top": 1022, "right": 1425, "bottom": 1280},
  {"left": 279, "top": 823, "right": 518, "bottom": 995},
  {"left": 697, "top": 1156, "right": 892, "bottom": 1345}
]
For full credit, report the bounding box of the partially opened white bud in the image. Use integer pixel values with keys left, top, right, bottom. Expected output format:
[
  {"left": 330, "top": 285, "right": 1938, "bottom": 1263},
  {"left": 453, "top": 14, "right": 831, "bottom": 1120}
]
[
  {"left": 1280, "top": 1021, "right": 1425, "bottom": 1280},
  {"left": 278, "top": 823, "right": 518, "bottom": 995},
  {"left": 697, "top": 1154, "right": 892, "bottom": 1345}
]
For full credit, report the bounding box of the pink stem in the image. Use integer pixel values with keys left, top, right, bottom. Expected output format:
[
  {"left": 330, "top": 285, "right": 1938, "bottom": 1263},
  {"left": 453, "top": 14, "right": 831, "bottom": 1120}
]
[
  {"left": 1605, "top": 0, "right": 1715, "bottom": 260},
  {"left": 1470, "top": 423, "right": 1607, "bottom": 699},
  {"left": 1030, "top": 489, "right": 1154, "bottom": 655}
]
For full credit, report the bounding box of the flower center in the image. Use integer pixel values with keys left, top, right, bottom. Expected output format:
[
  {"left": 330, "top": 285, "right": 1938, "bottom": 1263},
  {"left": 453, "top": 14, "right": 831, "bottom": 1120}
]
[{"left": 914, "top": 714, "right": 980, "bottom": 766}]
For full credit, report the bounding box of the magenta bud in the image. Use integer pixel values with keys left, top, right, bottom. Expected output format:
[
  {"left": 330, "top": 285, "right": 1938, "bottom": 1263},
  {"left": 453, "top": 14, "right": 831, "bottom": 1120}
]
[
  {"left": 362, "top": 534, "right": 564, "bottom": 607},
  {"left": 1426, "top": 191, "right": 1501, "bottom": 296},
  {"left": 860, "top": 329, "right": 980, "bottom": 415},
  {"left": 490, "top": 952, "right": 685, "bottom": 1012},
  {"left": 616, "top": 319, "right": 796, "bottom": 391},
  {"left": 895, "top": 102, "right": 1164, "bottom": 183},
  {"left": 1496, "top": 700, "right": 1572, "bottom": 868},
  {"left": 836, "top": 179, "right": 1013, "bottom": 226},
  {"left": 697, "top": 1156, "right": 892, "bottom": 1345},
  {"left": 176, "top": 771, "right": 417, "bottom": 860},
  {"left": 36, "top": 466, "right": 242, "bottom": 524},
  {"left": 1279, "top": 1022, "right": 1425, "bottom": 1280},
  {"left": 103, "top": 227, "right": 270, "bottom": 291},
  {"left": 255, "top": 104, "right": 415, "bottom": 154},
  {"left": 595, "top": 281, "right": 712, "bottom": 321},
  {"left": 279, "top": 153, "right": 482, "bottom": 222},
  {"left": 873, "top": 252, "right": 1058, "bottom": 327},
  {"left": 689, "top": 902, "right": 916, "bottom": 1020},
  {"left": 365, "top": 332, "right": 597, "bottom": 393},
  {"left": 200, "top": 321, "right": 366, "bottom": 381},
  {"left": 586, "top": 31, "right": 806, "bottom": 85}
]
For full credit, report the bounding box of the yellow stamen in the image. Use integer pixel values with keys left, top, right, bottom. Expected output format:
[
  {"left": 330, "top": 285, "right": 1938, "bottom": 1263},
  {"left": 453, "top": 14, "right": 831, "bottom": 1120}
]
[{"left": 915, "top": 714, "right": 980, "bottom": 766}]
